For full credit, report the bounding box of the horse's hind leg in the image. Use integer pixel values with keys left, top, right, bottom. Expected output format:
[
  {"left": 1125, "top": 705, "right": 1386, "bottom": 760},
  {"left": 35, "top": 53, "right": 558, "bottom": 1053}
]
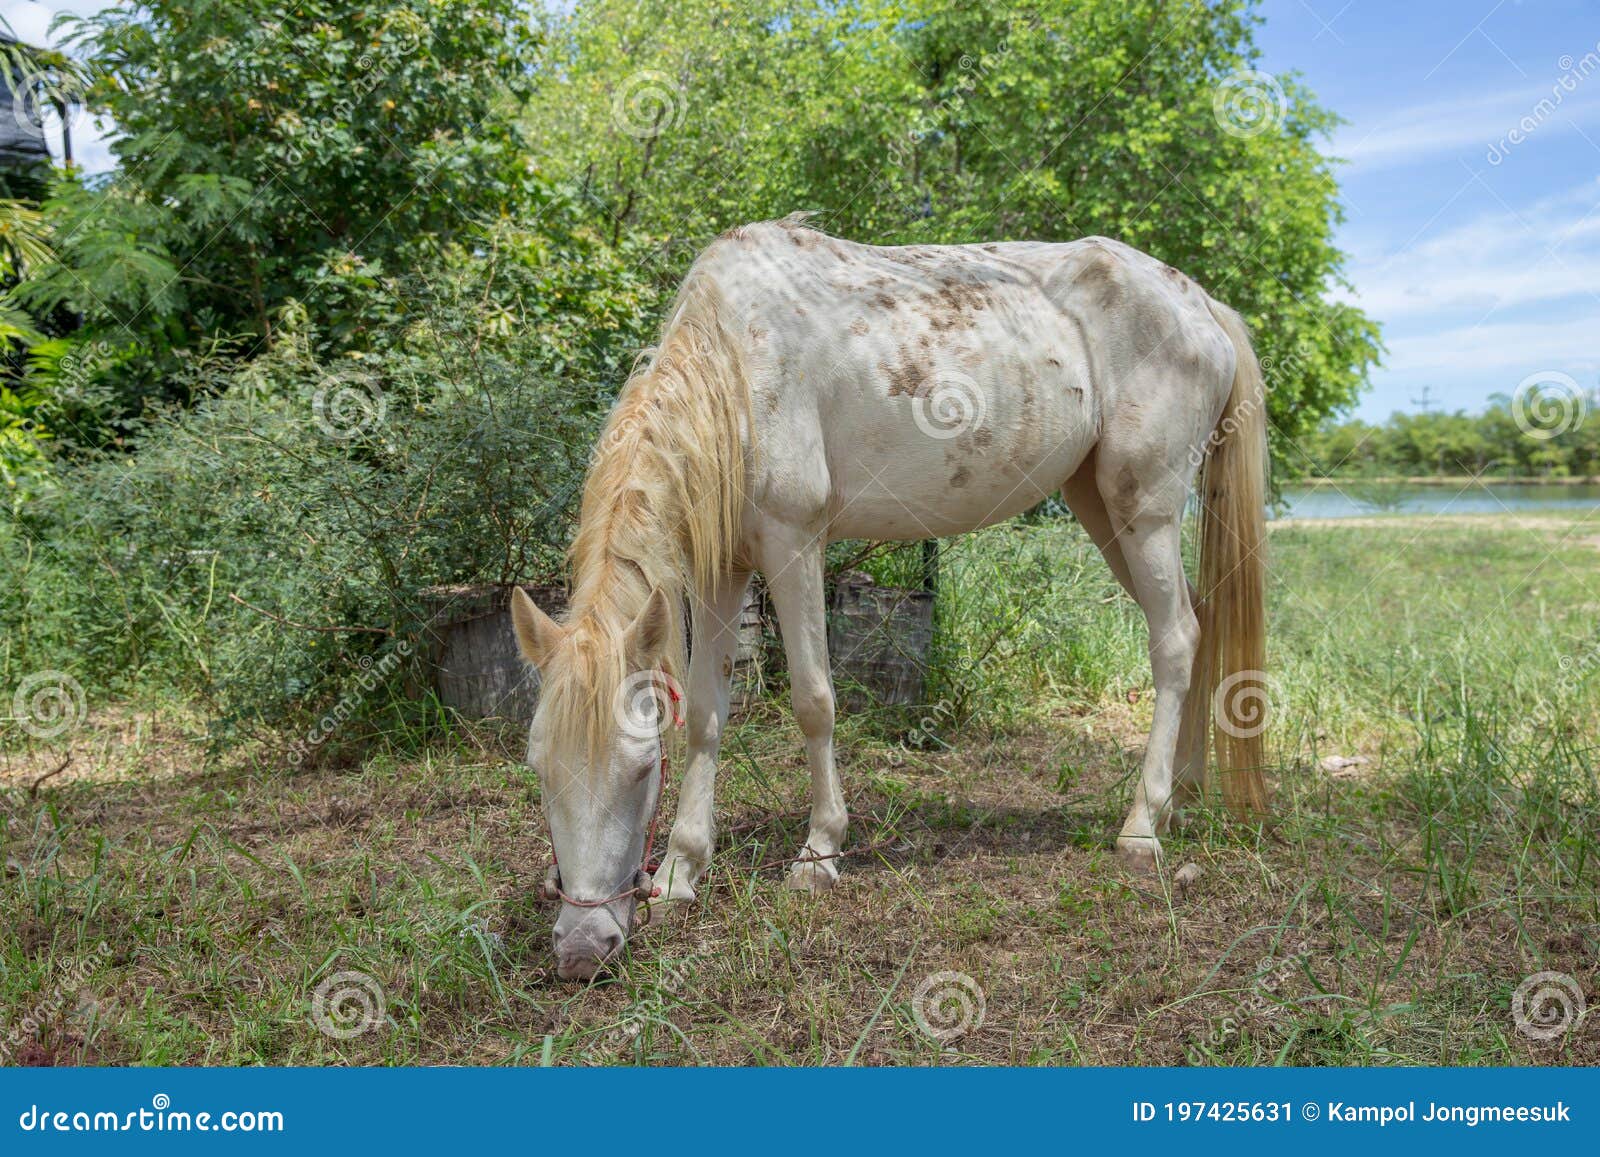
[
  {"left": 1099, "top": 487, "right": 1200, "bottom": 871},
  {"left": 754, "top": 526, "right": 847, "bottom": 893},
  {"left": 1062, "top": 452, "right": 1137, "bottom": 592},
  {"left": 654, "top": 568, "right": 753, "bottom": 904},
  {"left": 1063, "top": 458, "right": 1207, "bottom": 816}
]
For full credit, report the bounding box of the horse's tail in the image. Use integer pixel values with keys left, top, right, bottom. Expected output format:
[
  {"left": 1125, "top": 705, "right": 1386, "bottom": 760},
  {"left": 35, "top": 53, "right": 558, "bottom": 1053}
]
[{"left": 1184, "top": 300, "right": 1270, "bottom": 818}]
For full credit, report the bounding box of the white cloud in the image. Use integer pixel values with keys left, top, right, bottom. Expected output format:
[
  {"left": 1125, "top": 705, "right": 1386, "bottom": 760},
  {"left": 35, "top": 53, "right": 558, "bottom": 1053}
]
[
  {"left": 1334, "top": 177, "right": 1600, "bottom": 320},
  {"left": 0, "top": 0, "right": 109, "bottom": 46},
  {"left": 1385, "top": 314, "right": 1600, "bottom": 378},
  {"left": 1334, "top": 176, "right": 1600, "bottom": 409},
  {"left": 1333, "top": 65, "right": 1600, "bottom": 170},
  {"left": 0, "top": 0, "right": 60, "bottom": 44}
]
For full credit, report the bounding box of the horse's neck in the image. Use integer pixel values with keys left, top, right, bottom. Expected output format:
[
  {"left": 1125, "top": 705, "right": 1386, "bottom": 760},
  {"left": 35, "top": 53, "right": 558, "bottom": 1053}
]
[
  {"left": 569, "top": 553, "right": 660, "bottom": 626},
  {"left": 568, "top": 475, "right": 687, "bottom": 628},
  {"left": 571, "top": 413, "right": 696, "bottom": 615}
]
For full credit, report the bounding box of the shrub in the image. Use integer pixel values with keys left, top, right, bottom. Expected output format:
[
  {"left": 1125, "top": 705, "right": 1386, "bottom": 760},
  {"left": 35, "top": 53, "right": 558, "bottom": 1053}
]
[{"left": 1, "top": 225, "right": 662, "bottom": 740}]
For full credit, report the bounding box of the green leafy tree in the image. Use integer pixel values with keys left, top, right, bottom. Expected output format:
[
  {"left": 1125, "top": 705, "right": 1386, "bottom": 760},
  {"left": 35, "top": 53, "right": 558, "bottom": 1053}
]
[
  {"left": 526, "top": 0, "right": 1382, "bottom": 464},
  {"left": 1302, "top": 387, "right": 1600, "bottom": 480},
  {"left": 0, "top": 198, "right": 53, "bottom": 506},
  {"left": 16, "top": 0, "right": 542, "bottom": 441},
  {"left": 1, "top": 3, "right": 668, "bottom": 722}
]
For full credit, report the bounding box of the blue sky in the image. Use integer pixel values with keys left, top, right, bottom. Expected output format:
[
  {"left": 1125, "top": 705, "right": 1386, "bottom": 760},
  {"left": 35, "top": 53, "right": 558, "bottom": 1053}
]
[
  {"left": 1257, "top": 0, "right": 1600, "bottom": 420},
  {"left": 5, "top": 0, "right": 1595, "bottom": 425}
]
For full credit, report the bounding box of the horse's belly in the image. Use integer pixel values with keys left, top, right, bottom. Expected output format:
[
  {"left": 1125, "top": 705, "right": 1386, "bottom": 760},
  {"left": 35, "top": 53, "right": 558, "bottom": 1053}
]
[{"left": 824, "top": 378, "right": 1095, "bottom": 541}]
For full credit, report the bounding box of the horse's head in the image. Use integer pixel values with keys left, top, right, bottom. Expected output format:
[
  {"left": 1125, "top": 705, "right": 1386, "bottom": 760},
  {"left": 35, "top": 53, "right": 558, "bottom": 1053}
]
[{"left": 511, "top": 585, "right": 676, "bottom": 980}]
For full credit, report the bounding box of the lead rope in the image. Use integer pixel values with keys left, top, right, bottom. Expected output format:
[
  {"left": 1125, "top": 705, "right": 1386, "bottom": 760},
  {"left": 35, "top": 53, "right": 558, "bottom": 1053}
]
[{"left": 541, "top": 677, "right": 683, "bottom": 914}]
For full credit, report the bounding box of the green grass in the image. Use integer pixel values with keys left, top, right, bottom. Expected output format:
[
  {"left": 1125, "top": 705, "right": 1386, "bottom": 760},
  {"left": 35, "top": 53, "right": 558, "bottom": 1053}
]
[{"left": 2, "top": 511, "right": 1597, "bottom": 1065}]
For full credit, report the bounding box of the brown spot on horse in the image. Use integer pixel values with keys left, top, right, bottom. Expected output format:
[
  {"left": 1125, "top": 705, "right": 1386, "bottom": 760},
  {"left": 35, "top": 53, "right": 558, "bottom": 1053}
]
[
  {"left": 880, "top": 356, "right": 932, "bottom": 398},
  {"left": 1077, "top": 250, "right": 1125, "bottom": 311},
  {"left": 923, "top": 277, "right": 992, "bottom": 332}
]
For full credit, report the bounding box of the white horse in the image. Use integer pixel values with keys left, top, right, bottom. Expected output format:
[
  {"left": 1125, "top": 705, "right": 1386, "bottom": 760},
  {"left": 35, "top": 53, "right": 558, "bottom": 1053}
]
[{"left": 512, "top": 215, "right": 1267, "bottom": 979}]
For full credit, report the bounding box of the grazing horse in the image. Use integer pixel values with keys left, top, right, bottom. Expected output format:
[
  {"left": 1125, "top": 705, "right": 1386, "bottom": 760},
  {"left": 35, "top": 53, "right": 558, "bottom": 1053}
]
[{"left": 512, "top": 215, "right": 1267, "bottom": 980}]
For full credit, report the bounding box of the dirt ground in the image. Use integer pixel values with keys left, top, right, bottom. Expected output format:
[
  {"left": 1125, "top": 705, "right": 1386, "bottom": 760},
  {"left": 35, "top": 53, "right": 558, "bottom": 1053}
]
[{"left": 2, "top": 699, "right": 1593, "bottom": 1066}]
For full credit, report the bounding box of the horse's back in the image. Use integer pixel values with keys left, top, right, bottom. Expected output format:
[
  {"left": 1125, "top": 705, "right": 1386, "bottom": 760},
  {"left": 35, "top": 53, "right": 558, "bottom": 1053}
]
[{"left": 696, "top": 220, "right": 1235, "bottom": 540}]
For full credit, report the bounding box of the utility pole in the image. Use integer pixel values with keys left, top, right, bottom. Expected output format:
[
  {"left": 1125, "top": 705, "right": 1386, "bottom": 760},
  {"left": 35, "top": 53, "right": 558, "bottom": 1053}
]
[{"left": 1409, "top": 386, "right": 1443, "bottom": 475}]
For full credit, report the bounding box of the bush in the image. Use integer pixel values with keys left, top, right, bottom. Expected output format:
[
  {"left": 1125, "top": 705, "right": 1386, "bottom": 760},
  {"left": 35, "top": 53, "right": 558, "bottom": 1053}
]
[{"left": 1, "top": 224, "right": 662, "bottom": 740}]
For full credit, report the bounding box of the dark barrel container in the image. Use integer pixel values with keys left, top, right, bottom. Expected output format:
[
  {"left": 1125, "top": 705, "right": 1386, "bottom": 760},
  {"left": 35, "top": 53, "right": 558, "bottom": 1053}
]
[
  {"left": 421, "top": 584, "right": 567, "bottom": 722},
  {"left": 826, "top": 571, "right": 935, "bottom": 711}
]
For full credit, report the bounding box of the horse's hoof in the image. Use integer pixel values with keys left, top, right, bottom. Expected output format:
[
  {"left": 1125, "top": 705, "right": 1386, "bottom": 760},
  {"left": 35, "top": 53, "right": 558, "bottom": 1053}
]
[
  {"left": 648, "top": 859, "right": 700, "bottom": 906},
  {"left": 786, "top": 858, "right": 839, "bottom": 893},
  {"left": 1116, "top": 837, "right": 1162, "bottom": 874}
]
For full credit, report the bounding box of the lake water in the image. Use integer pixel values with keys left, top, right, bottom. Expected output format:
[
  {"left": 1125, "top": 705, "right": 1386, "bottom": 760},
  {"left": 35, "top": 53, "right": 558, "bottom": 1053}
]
[{"left": 1275, "top": 481, "right": 1600, "bottom": 520}]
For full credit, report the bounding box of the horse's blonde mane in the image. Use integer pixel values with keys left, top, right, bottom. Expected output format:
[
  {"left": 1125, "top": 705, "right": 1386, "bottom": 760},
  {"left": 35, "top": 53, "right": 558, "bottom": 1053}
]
[{"left": 540, "top": 273, "right": 752, "bottom": 762}]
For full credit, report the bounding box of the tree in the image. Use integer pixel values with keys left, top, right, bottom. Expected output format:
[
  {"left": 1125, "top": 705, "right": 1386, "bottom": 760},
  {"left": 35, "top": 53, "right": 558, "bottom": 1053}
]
[
  {"left": 0, "top": 198, "right": 53, "bottom": 506},
  {"left": 1301, "top": 388, "right": 1600, "bottom": 481},
  {"left": 525, "top": 0, "right": 1382, "bottom": 467},
  {"left": 14, "top": 0, "right": 542, "bottom": 439}
]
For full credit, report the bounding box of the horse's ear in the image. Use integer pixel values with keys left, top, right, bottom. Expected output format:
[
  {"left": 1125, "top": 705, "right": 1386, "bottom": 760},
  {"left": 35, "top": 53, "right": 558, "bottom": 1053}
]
[
  {"left": 625, "top": 586, "right": 673, "bottom": 666},
  {"left": 510, "top": 587, "right": 565, "bottom": 668}
]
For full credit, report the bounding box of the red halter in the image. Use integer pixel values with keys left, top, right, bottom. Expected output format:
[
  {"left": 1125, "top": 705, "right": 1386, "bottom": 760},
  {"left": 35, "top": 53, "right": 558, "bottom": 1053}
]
[{"left": 541, "top": 678, "right": 683, "bottom": 913}]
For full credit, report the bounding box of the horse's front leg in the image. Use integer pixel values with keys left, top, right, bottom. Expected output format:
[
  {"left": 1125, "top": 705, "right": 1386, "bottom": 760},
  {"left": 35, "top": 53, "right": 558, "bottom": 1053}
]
[
  {"left": 652, "top": 568, "right": 752, "bottom": 904},
  {"left": 756, "top": 529, "right": 847, "bottom": 893}
]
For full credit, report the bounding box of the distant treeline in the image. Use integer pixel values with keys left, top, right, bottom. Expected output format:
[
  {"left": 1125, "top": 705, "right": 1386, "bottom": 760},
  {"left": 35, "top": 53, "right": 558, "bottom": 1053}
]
[{"left": 1300, "top": 389, "right": 1600, "bottom": 479}]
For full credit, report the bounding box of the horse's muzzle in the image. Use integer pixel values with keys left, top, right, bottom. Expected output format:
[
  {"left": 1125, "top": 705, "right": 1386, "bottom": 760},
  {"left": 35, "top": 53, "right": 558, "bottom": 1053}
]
[{"left": 552, "top": 906, "right": 627, "bottom": 980}]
